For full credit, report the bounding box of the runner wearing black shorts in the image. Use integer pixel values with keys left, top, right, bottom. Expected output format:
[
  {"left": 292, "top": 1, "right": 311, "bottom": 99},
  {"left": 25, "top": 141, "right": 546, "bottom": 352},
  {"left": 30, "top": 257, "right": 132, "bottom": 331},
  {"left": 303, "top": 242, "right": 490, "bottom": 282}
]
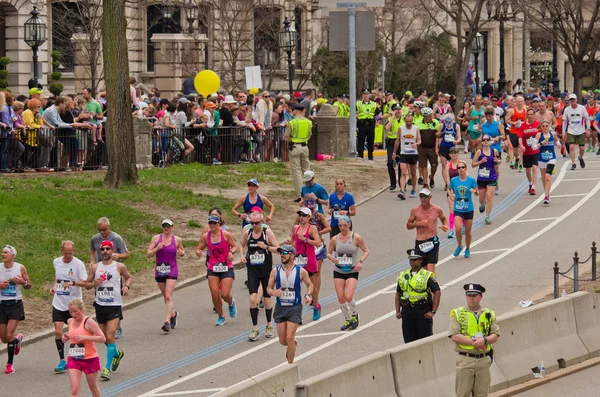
[{"left": 241, "top": 212, "right": 279, "bottom": 341}]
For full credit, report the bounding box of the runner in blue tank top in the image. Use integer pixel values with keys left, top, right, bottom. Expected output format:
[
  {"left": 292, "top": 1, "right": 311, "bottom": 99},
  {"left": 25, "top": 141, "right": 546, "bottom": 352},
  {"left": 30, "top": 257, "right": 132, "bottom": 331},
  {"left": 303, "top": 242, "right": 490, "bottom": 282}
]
[
  {"left": 538, "top": 120, "right": 561, "bottom": 205},
  {"left": 232, "top": 179, "right": 275, "bottom": 228},
  {"left": 481, "top": 107, "right": 506, "bottom": 195},
  {"left": 472, "top": 135, "right": 500, "bottom": 225}
]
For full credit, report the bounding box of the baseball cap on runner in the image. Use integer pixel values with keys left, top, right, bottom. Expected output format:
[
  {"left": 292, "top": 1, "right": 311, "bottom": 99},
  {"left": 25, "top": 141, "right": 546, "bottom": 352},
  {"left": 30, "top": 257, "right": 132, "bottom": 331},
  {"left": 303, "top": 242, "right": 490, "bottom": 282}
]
[
  {"left": 247, "top": 178, "right": 259, "bottom": 186},
  {"left": 297, "top": 207, "right": 312, "bottom": 216},
  {"left": 568, "top": 94, "right": 577, "bottom": 100},
  {"left": 100, "top": 240, "right": 114, "bottom": 250},
  {"left": 419, "top": 188, "right": 432, "bottom": 197},
  {"left": 161, "top": 219, "right": 174, "bottom": 226},
  {"left": 278, "top": 244, "right": 296, "bottom": 255},
  {"left": 303, "top": 170, "right": 315, "bottom": 181},
  {"left": 208, "top": 215, "right": 220, "bottom": 223}
]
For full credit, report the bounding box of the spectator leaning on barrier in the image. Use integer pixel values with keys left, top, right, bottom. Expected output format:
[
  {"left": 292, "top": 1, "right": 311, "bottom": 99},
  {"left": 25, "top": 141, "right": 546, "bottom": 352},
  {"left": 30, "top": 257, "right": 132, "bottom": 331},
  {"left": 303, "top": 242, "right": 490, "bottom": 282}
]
[
  {"left": 10, "top": 101, "right": 26, "bottom": 170},
  {"left": 44, "top": 96, "right": 80, "bottom": 171}
]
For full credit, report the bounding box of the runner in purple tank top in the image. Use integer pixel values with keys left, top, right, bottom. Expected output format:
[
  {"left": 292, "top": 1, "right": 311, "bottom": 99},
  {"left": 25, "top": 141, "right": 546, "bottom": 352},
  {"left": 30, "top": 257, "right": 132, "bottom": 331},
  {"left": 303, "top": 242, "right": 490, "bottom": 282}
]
[
  {"left": 472, "top": 135, "right": 500, "bottom": 225},
  {"left": 147, "top": 219, "right": 184, "bottom": 333}
]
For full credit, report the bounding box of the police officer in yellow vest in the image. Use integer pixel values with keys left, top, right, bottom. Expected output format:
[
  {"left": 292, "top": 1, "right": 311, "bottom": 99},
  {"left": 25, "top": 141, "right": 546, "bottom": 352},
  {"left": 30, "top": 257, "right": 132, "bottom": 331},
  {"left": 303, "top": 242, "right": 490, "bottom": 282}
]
[
  {"left": 395, "top": 249, "right": 441, "bottom": 343},
  {"left": 384, "top": 104, "right": 402, "bottom": 191},
  {"left": 449, "top": 284, "right": 500, "bottom": 397},
  {"left": 285, "top": 103, "right": 313, "bottom": 201},
  {"left": 382, "top": 91, "right": 397, "bottom": 121},
  {"left": 332, "top": 94, "right": 350, "bottom": 118},
  {"left": 357, "top": 90, "right": 380, "bottom": 159}
]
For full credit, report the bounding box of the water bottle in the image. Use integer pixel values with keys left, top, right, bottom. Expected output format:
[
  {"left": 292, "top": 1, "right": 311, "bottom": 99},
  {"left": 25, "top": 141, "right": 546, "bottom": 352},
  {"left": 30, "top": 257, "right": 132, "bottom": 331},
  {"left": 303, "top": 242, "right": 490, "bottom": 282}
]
[
  {"left": 562, "top": 289, "right": 567, "bottom": 297},
  {"left": 540, "top": 361, "right": 546, "bottom": 378}
]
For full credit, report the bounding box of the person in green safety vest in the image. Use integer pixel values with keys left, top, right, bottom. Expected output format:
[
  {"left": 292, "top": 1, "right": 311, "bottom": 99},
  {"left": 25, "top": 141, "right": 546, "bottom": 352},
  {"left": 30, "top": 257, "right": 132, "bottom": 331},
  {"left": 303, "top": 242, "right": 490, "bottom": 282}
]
[
  {"left": 449, "top": 283, "right": 500, "bottom": 397},
  {"left": 332, "top": 94, "right": 350, "bottom": 118},
  {"left": 382, "top": 91, "right": 397, "bottom": 122},
  {"left": 394, "top": 249, "right": 440, "bottom": 343},
  {"left": 285, "top": 104, "right": 313, "bottom": 202},
  {"left": 356, "top": 90, "right": 380, "bottom": 159},
  {"left": 384, "top": 104, "right": 402, "bottom": 191}
]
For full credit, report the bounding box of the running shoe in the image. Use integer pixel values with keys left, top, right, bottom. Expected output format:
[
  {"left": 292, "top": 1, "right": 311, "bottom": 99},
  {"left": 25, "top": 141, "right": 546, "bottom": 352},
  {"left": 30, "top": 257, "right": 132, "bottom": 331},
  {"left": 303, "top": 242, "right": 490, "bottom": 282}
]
[
  {"left": 341, "top": 320, "right": 352, "bottom": 331},
  {"left": 514, "top": 159, "right": 519, "bottom": 169},
  {"left": 397, "top": 190, "right": 406, "bottom": 200},
  {"left": 448, "top": 230, "right": 455, "bottom": 239},
  {"left": 111, "top": 350, "right": 124, "bottom": 371},
  {"left": 350, "top": 313, "right": 359, "bottom": 330},
  {"left": 389, "top": 185, "right": 397, "bottom": 192},
  {"left": 529, "top": 187, "right": 536, "bottom": 196},
  {"left": 265, "top": 325, "right": 274, "bottom": 338},
  {"left": 518, "top": 165, "right": 523, "bottom": 173},
  {"left": 479, "top": 203, "right": 485, "bottom": 213},
  {"left": 418, "top": 177, "right": 424, "bottom": 185},
  {"left": 562, "top": 147, "right": 567, "bottom": 157},
  {"left": 229, "top": 299, "right": 237, "bottom": 318},
  {"left": 453, "top": 246, "right": 463, "bottom": 257},
  {"left": 464, "top": 249, "right": 471, "bottom": 258},
  {"left": 409, "top": 190, "right": 416, "bottom": 198},
  {"left": 212, "top": 158, "right": 222, "bottom": 165},
  {"left": 14, "top": 333, "right": 23, "bottom": 355},
  {"left": 4, "top": 363, "right": 15, "bottom": 374},
  {"left": 54, "top": 359, "right": 67, "bottom": 373},
  {"left": 495, "top": 187, "right": 499, "bottom": 196},
  {"left": 543, "top": 196, "right": 550, "bottom": 205},
  {"left": 313, "top": 304, "right": 322, "bottom": 321},
  {"left": 485, "top": 217, "right": 491, "bottom": 225},
  {"left": 407, "top": 178, "right": 412, "bottom": 186},
  {"left": 115, "top": 327, "right": 122, "bottom": 340},
  {"left": 429, "top": 178, "right": 435, "bottom": 189},
  {"left": 215, "top": 316, "right": 226, "bottom": 326},
  {"left": 505, "top": 157, "right": 510, "bottom": 164},
  {"left": 587, "top": 146, "right": 592, "bottom": 152},
  {"left": 258, "top": 298, "right": 264, "bottom": 309},
  {"left": 571, "top": 163, "right": 577, "bottom": 170},
  {"left": 100, "top": 368, "right": 111, "bottom": 380},
  {"left": 248, "top": 329, "right": 259, "bottom": 342},
  {"left": 444, "top": 185, "right": 448, "bottom": 191},
  {"left": 170, "top": 311, "right": 178, "bottom": 329},
  {"left": 509, "top": 164, "right": 515, "bottom": 170},
  {"left": 579, "top": 157, "right": 586, "bottom": 168},
  {"left": 161, "top": 322, "right": 171, "bottom": 333}
]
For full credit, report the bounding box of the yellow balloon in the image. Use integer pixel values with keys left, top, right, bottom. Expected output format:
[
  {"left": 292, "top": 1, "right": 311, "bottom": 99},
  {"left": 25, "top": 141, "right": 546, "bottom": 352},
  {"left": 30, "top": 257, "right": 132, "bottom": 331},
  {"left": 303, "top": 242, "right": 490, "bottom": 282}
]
[
  {"left": 194, "top": 70, "right": 221, "bottom": 97},
  {"left": 249, "top": 88, "right": 259, "bottom": 95}
]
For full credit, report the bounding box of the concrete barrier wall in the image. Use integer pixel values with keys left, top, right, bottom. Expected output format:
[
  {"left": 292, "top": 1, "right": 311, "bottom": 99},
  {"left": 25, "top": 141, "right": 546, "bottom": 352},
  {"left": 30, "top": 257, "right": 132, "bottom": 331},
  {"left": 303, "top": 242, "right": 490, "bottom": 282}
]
[
  {"left": 494, "top": 292, "right": 589, "bottom": 387},
  {"left": 294, "top": 351, "right": 398, "bottom": 397},
  {"left": 211, "top": 364, "right": 299, "bottom": 397},
  {"left": 572, "top": 292, "right": 600, "bottom": 358}
]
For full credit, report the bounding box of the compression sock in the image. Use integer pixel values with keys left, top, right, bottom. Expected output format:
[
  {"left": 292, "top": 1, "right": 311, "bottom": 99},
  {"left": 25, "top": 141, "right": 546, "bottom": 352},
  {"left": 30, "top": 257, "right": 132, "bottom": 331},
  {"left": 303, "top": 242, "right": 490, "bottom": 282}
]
[
  {"left": 250, "top": 307, "right": 259, "bottom": 326},
  {"left": 106, "top": 343, "right": 117, "bottom": 371},
  {"left": 348, "top": 299, "right": 357, "bottom": 315},
  {"left": 449, "top": 213, "right": 455, "bottom": 231},
  {"left": 265, "top": 308, "right": 273, "bottom": 323},
  {"left": 55, "top": 338, "right": 65, "bottom": 360},
  {"left": 7, "top": 339, "right": 15, "bottom": 364},
  {"left": 340, "top": 303, "right": 351, "bottom": 320}
]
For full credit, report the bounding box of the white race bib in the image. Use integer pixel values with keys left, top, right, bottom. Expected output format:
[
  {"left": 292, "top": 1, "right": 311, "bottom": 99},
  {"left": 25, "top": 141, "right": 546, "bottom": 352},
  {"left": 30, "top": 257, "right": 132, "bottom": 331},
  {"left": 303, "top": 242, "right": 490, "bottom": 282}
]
[
  {"left": 526, "top": 136, "right": 537, "bottom": 147},
  {"left": 280, "top": 288, "right": 296, "bottom": 306},
  {"left": 419, "top": 241, "right": 434, "bottom": 252},
  {"left": 96, "top": 287, "right": 114, "bottom": 303},
  {"left": 338, "top": 255, "right": 353, "bottom": 265},
  {"left": 478, "top": 167, "right": 491, "bottom": 178},
  {"left": 472, "top": 123, "right": 479, "bottom": 130},
  {"left": 249, "top": 253, "right": 265, "bottom": 265},
  {"left": 294, "top": 255, "right": 308, "bottom": 267},
  {"left": 55, "top": 282, "right": 70, "bottom": 296},
  {"left": 68, "top": 346, "right": 85, "bottom": 360},
  {"left": 456, "top": 199, "right": 469, "bottom": 211},
  {"left": 332, "top": 211, "right": 341, "bottom": 218},
  {"left": 156, "top": 263, "right": 171, "bottom": 275},
  {"left": 444, "top": 133, "right": 454, "bottom": 143},
  {"left": 403, "top": 143, "right": 416, "bottom": 154},
  {"left": 212, "top": 263, "right": 228, "bottom": 273}
]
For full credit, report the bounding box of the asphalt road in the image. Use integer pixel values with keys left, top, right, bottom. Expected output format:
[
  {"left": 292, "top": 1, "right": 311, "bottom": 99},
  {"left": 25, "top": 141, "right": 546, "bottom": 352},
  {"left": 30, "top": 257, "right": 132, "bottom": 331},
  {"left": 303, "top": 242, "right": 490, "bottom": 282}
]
[{"left": 6, "top": 153, "right": 600, "bottom": 397}]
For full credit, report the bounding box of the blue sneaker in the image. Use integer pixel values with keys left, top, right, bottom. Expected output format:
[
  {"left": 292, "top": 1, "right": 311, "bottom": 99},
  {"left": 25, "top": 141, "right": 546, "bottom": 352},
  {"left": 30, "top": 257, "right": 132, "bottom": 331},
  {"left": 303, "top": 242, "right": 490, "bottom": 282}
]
[
  {"left": 115, "top": 327, "right": 122, "bottom": 340},
  {"left": 464, "top": 249, "right": 471, "bottom": 258},
  {"left": 410, "top": 190, "right": 416, "bottom": 198},
  {"left": 479, "top": 203, "right": 485, "bottom": 213},
  {"left": 170, "top": 311, "right": 178, "bottom": 329},
  {"left": 448, "top": 230, "right": 455, "bottom": 239},
  {"left": 54, "top": 359, "right": 67, "bottom": 373},
  {"left": 453, "top": 246, "right": 463, "bottom": 257},
  {"left": 228, "top": 300, "right": 237, "bottom": 318},
  {"left": 215, "top": 316, "right": 226, "bottom": 326},
  {"left": 313, "top": 304, "right": 322, "bottom": 321}
]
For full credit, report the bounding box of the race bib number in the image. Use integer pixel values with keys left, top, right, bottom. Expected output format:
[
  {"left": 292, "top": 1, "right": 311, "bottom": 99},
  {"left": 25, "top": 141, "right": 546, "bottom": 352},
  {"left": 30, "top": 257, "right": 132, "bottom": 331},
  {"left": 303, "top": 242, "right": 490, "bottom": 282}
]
[
  {"left": 472, "top": 123, "right": 479, "bottom": 130},
  {"left": 444, "top": 133, "right": 455, "bottom": 143},
  {"left": 96, "top": 287, "right": 114, "bottom": 303},
  {"left": 478, "top": 167, "right": 491, "bottom": 178},
  {"left": 541, "top": 150, "right": 553, "bottom": 161},
  {"left": 526, "top": 136, "right": 537, "bottom": 148},
  {"left": 69, "top": 345, "right": 85, "bottom": 360},
  {"left": 338, "top": 255, "right": 353, "bottom": 265},
  {"left": 294, "top": 255, "right": 308, "bottom": 267},
  {"left": 212, "top": 263, "right": 228, "bottom": 273},
  {"left": 455, "top": 199, "right": 469, "bottom": 211},
  {"left": 0, "top": 284, "right": 16, "bottom": 297},
  {"left": 332, "top": 211, "right": 341, "bottom": 219},
  {"left": 572, "top": 118, "right": 581, "bottom": 125},
  {"left": 280, "top": 288, "right": 296, "bottom": 306},
  {"left": 156, "top": 263, "right": 171, "bottom": 276},
  {"left": 55, "top": 281, "right": 70, "bottom": 296},
  {"left": 249, "top": 253, "right": 265, "bottom": 265},
  {"left": 419, "top": 241, "right": 435, "bottom": 252},
  {"left": 403, "top": 143, "right": 416, "bottom": 154}
]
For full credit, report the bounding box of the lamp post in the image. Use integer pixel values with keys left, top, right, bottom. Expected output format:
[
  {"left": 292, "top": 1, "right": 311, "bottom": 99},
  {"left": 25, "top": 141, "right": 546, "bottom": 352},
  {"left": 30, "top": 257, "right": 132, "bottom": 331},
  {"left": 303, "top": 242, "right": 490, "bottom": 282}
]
[
  {"left": 486, "top": 0, "right": 516, "bottom": 94},
  {"left": 183, "top": 0, "right": 198, "bottom": 34},
  {"left": 24, "top": 6, "right": 47, "bottom": 88},
  {"left": 471, "top": 32, "right": 484, "bottom": 95},
  {"left": 541, "top": 4, "right": 561, "bottom": 97},
  {"left": 278, "top": 17, "right": 296, "bottom": 95}
]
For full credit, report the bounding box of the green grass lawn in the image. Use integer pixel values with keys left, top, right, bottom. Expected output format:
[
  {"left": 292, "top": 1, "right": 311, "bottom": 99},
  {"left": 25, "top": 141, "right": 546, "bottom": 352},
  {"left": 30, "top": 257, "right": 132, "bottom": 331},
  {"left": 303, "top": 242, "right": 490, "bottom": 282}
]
[{"left": 0, "top": 162, "right": 291, "bottom": 300}]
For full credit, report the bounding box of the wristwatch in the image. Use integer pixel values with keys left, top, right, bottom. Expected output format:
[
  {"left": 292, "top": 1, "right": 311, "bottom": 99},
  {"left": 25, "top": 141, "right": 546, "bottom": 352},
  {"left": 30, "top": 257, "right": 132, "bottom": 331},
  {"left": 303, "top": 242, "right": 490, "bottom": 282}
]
[
  {"left": 431, "top": 311, "right": 436, "bottom": 315},
  {"left": 483, "top": 336, "right": 488, "bottom": 344}
]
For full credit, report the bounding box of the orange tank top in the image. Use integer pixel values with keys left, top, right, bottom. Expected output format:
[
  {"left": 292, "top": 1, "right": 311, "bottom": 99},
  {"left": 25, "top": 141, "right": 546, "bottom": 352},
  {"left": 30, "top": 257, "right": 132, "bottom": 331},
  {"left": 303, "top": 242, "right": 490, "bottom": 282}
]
[
  {"left": 68, "top": 317, "right": 98, "bottom": 360},
  {"left": 510, "top": 107, "right": 527, "bottom": 134}
]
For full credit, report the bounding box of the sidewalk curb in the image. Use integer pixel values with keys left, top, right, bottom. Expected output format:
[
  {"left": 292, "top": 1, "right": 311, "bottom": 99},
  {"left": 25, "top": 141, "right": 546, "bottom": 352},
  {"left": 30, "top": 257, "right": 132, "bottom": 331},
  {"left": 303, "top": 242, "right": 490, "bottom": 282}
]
[
  {"left": 5, "top": 184, "right": 388, "bottom": 353},
  {"left": 489, "top": 356, "right": 600, "bottom": 397}
]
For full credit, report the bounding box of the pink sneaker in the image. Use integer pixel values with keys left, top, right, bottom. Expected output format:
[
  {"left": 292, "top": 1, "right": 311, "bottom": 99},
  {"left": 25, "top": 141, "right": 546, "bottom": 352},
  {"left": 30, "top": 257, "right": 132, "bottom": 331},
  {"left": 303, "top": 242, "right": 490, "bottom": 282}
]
[
  {"left": 4, "top": 363, "right": 15, "bottom": 374},
  {"left": 14, "top": 334, "right": 23, "bottom": 356}
]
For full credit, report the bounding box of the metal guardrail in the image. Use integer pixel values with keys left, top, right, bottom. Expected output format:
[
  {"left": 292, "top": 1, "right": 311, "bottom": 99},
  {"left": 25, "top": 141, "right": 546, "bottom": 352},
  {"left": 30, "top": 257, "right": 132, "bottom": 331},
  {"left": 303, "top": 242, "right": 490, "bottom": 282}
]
[{"left": 553, "top": 241, "right": 598, "bottom": 298}]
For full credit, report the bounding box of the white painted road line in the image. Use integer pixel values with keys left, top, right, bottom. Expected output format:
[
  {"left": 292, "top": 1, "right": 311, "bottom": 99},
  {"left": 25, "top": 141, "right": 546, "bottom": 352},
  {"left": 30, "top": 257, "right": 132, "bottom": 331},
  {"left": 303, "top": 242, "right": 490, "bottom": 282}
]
[
  {"left": 142, "top": 160, "right": 597, "bottom": 397},
  {"left": 467, "top": 248, "right": 511, "bottom": 255},
  {"left": 513, "top": 217, "right": 559, "bottom": 223},
  {"left": 562, "top": 178, "right": 600, "bottom": 182},
  {"left": 153, "top": 389, "right": 226, "bottom": 396},
  {"left": 295, "top": 331, "right": 347, "bottom": 339},
  {"left": 552, "top": 193, "right": 588, "bottom": 198}
]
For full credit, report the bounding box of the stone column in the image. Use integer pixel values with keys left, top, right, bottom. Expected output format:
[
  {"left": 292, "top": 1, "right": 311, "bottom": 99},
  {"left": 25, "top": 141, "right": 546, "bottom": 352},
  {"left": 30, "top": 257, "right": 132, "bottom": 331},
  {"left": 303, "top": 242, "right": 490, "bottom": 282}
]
[
  {"left": 151, "top": 33, "right": 208, "bottom": 99},
  {"left": 133, "top": 117, "right": 153, "bottom": 169},
  {"left": 314, "top": 104, "right": 350, "bottom": 158}
]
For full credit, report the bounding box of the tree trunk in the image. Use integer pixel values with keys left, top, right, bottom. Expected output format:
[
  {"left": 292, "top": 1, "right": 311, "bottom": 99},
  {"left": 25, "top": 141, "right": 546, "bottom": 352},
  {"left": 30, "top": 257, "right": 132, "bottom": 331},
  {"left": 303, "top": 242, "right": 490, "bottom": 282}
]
[{"left": 102, "top": 0, "right": 138, "bottom": 188}]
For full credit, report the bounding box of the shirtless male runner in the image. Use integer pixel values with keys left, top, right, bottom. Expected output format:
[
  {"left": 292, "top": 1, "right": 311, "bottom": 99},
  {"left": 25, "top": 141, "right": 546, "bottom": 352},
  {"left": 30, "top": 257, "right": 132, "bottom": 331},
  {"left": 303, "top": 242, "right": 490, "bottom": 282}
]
[
  {"left": 535, "top": 100, "right": 557, "bottom": 131},
  {"left": 406, "top": 188, "right": 449, "bottom": 275}
]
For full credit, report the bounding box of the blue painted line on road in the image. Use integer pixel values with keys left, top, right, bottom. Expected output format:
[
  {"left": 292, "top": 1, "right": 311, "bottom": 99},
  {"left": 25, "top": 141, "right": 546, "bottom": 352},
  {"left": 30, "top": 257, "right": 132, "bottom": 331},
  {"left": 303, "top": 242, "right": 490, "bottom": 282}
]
[{"left": 100, "top": 176, "right": 529, "bottom": 397}]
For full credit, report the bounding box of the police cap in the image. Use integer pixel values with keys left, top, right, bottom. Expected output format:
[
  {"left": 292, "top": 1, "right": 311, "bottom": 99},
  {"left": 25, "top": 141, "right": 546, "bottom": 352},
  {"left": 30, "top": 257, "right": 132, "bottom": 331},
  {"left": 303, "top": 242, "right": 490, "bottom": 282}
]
[
  {"left": 407, "top": 249, "right": 425, "bottom": 259},
  {"left": 464, "top": 283, "right": 486, "bottom": 295},
  {"left": 292, "top": 103, "right": 306, "bottom": 111}
]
